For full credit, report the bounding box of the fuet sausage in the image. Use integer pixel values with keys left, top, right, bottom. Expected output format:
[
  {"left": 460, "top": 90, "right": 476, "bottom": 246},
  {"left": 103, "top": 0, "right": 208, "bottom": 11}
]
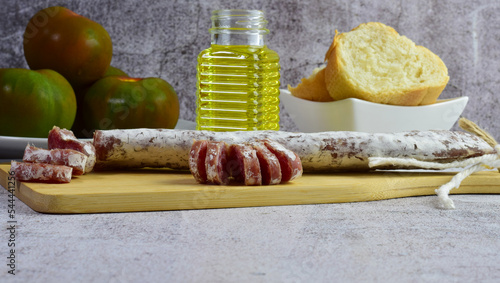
[
  {"left": 263, "top": 139, "right": 302, "bottom": 182},
  {"left": 229, "top": 144, "right": 262, "bottom": 186},
  {"left": 189, "top": 140, "right": 209, "bottom": 184},
  {"left": 93, "top": 129, "right": 495, "bottom": 172},
  {"left": 251, "top": 141, "right": 282, "bottom": 185},
  {"left": 23, "top": 145, "right": 88, "bottom": 175},
  {"left": 48, "top": 126, "right": 96, "bottom": 173},
  {"left": 11, "top": 160, "right": 73, "bottom": 183},
  {"left": 205, "top": 141, "right": 230, "bottom": 185},
  {"left": 190, "top": 140, "right": 291, "bottom": 186}
]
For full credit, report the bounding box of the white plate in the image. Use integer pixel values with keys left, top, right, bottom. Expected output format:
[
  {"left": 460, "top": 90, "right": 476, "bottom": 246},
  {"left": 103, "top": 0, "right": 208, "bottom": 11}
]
[
  {"left": 280, "top": 89, "right": 468, "bottom": 133},
  {"left": 0, "top": 119, "right": 196, "bottom": 160}
]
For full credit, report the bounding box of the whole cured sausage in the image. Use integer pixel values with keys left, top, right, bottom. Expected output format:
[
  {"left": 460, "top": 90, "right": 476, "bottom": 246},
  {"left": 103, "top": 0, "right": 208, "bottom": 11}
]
[{"left": 93, "top": 129, "right": 495, "bottom": 172}]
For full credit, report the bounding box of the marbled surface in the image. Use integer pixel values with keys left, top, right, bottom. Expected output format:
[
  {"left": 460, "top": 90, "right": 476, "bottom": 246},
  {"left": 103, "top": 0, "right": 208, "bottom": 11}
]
[
  {"left": 1, "top": 0, "right": 499, "bottom": 138},
  {"left": 0, "top": 184, "right": 499, "bottom": 282}
]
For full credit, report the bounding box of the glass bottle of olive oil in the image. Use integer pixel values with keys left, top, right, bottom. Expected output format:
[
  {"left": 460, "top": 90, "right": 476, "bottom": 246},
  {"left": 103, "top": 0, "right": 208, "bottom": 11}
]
[{"left": 196, "top": 9, "right": 281, "bottom": 131}]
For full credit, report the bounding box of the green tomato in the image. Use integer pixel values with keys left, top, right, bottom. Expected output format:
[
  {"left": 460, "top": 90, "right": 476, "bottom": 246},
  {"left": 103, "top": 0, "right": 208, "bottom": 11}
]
[
  {"left": 83, "top": 76, "right": 179, "bottom": 131},
  {"left": 104, "top": 66, "right": 128, "bottom": 77},
  {"left": 0, "top": 69, "right": 76, "bottom": 137},
  {"left": 72, "top": 66, "right": 129, "bottom": 137},
  {"left": 23, "top": 6, "right": 113, "bottom": 89}
]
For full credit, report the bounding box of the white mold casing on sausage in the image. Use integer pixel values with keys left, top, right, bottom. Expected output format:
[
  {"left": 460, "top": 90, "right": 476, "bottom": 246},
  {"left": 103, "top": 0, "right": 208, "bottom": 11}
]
[{"left": 93, "top": 129, "right": 495, "bottom": 172}]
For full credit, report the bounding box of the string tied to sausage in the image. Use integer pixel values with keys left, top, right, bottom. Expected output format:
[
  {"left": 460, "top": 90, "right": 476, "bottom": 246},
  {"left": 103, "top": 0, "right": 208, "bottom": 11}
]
[{"left": 368, "top": 118, "right": 500, "bottom": 210}]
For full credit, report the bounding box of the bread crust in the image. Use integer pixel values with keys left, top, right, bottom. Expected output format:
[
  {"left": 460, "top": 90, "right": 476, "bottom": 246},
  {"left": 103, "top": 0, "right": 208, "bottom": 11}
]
[
  {"left": 287, "top": 66, "right": 333, "bottom": 102},
  {"left": 324, "top": 22, "right": 449, "bottom": 106}
]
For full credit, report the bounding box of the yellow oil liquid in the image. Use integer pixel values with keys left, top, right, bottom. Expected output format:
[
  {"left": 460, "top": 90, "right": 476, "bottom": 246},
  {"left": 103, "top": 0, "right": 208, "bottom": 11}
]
[{"left": 196, "top": 44, "right": 280, "bottom": 131}]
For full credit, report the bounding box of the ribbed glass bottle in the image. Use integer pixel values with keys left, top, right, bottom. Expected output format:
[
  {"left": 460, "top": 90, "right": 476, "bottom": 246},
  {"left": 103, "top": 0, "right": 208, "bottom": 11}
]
[{"left": 196, "top": 9, "right": 280, "bottom": 131}]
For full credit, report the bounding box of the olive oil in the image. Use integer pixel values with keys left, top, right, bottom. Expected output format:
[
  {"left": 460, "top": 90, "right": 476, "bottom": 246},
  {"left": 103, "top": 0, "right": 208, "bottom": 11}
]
[{"left": 196, "top": 10, "right": 281, "bottom": 131}]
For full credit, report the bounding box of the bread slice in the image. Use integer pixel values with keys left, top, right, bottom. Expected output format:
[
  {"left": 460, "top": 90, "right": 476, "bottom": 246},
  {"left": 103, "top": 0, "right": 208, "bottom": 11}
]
[
  {"left": 324, "top": 22, "right": 449, "bottom": 106},
  {"left": 287, "top": 65, "right": 333, "bottom": 102}
]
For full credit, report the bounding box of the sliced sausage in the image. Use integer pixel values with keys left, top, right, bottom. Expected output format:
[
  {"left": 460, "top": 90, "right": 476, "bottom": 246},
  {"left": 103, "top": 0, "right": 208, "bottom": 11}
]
[
  {"left": 263, "top": 139, "right": 303, "bottom": 182},
  {"left": 10, "top": 160, "right": 73, "bottom": 183},
  {"left": 48, "top": 126, "right": 96, "bottom": 173},
  {"left": 228, "top": 144, "right": 262, "bottom": 186},
  {"left": 189, "top": 140, "right": 208, "bottom": 184},
  {"left": 23, "top": 144, "right": 88, "bottom": 175},
  {"left": 205, "top": 141, "right": 230, "bottom": 185},
  {"left": 251, "top": 141, "right": 281, "bottom": 185}
]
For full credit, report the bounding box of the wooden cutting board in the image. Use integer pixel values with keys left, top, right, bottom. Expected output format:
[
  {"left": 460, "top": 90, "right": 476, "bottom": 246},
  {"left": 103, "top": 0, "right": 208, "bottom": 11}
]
[{"left": 1, "top": 164, "right": 500, "bottom": 214}]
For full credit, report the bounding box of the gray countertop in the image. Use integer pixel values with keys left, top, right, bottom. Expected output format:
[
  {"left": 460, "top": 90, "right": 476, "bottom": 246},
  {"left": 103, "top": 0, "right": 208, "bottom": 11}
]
[{"left": 1, "top": 184, "right": 499, "bottom": 282}]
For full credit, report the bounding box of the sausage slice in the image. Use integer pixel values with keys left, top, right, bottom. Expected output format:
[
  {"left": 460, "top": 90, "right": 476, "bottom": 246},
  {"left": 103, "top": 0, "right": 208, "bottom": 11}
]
[
  {"left": 189, "top": 140, "right": 209, "bottom": 183},
  {"left": 263, "top": 139, "right": 303, "bottom": 183},
  {"left": 205, "top": 141, "right": 230, "bottom": 185},
  {"left": 228, "top": 144, "right": 262, "bottom": 186},
  {"left": 251, "top": 142, "right": 281, "bottom": 185}
]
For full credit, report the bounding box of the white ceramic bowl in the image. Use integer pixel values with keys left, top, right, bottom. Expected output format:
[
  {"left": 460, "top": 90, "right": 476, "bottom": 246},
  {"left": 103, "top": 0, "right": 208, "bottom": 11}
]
[{"left": 280, "top": 89, "right": 468, "bottom": 133}]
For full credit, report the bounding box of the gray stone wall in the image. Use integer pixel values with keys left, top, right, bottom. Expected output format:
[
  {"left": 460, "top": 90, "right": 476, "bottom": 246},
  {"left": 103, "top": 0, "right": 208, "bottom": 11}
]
[{"left": 1, "top": 0, "right": 499, "bottom": 139}]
